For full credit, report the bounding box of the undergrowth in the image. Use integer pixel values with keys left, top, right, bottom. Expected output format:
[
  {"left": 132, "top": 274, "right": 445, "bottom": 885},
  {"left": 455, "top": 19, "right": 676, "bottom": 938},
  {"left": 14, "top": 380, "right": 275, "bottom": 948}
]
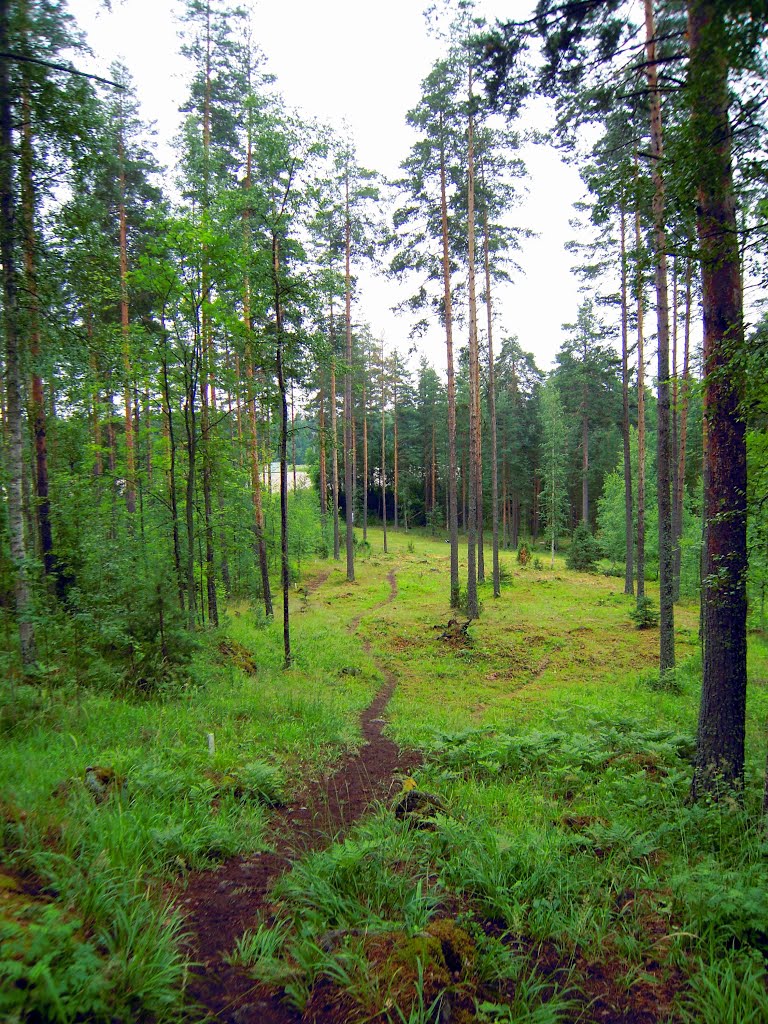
[{"left": 2, "top": 529, "right": 767, "bottom": 1021}]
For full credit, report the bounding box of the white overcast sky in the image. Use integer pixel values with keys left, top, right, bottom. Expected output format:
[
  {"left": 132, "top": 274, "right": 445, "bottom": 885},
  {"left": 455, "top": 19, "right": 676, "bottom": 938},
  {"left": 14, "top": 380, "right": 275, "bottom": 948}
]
[{"left": 68, "top": 0, "right": 587, "bottom": 373}]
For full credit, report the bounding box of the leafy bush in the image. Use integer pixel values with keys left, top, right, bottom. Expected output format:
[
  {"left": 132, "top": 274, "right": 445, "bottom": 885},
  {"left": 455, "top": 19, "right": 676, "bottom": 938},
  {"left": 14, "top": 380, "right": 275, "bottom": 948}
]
[{"left": 566, "top": 523, "right": 600, "bottom": 572}]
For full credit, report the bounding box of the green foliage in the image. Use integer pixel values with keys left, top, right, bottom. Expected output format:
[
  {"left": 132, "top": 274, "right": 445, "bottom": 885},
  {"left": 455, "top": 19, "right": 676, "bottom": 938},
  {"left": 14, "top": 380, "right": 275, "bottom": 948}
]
[
  {"left": 629, "top": 595, "right": 660, "bottom": 629},
  {"left": 0, "top": 898, "right": 108, "bottom": 1024},
  {"left": 566, "top": 522, "right": 600, "bottom": 572}
]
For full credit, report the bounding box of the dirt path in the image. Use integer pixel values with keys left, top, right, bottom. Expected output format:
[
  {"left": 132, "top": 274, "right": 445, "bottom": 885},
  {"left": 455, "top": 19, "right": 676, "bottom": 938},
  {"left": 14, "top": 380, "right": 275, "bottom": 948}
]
[{"left": 178, "top": 568, "right": 418, "bottom": 1023}]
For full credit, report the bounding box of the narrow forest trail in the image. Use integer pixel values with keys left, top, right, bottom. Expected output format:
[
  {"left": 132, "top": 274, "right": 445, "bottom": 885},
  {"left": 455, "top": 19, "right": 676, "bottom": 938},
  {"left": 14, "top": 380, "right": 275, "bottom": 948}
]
[{"left": 178, "top": 567, "right": 420, "bottom": 1024}]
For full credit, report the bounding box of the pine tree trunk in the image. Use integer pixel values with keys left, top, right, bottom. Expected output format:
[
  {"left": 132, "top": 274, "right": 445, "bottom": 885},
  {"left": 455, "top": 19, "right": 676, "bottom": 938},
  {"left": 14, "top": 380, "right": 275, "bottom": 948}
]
[
  {"left": 439, "top": 118, "right": 460, "bottom": 607},
  {"left": 0, "top": 7, "right": 35, "bottom": 665},
  {"left": 482, "top": 204, "right": 500, "bottom": 597},
  {"left": 477, "top": 393, "right": 484, "bottom": 582},
  {"left": 688, "top": 0, "right": 747, "bottom": 796},
  {"left": 344, "top": 173, "right": 355, "bottom": 583},
  {"left": 581, "top": 397, "right": 589, "bottom": 524},
  {"left": 620, "top": 206, "right": 634, "bottom": 595},
  {"left": 380, "top": 336, "right": 388, "bottom": 554},
  {"left": 183, "top": 362, "right": 198, "bottom": 630},
  {"left": 393, "top": 375, "right": 399, "bottom": 530},
  {"left": 318, "top": 376, "right": 328, "bottom": 533},
  {"left": 246, "top": 354, "right": 272, "bottom": 618},
  {"left": 634, "top": 194, "right": 647, "bottom": 602},
  {"left": 671, "top": 258, "right": 680, "bottom": 601},
  {"left": 675, "top": 258, "right": 693, "bottom": 590},
  {"left": 330, "top": 351, "right": 340, "bottom": 561},
  {"left": 117, "top": 121, "right": 136, "bottom": 517},
  {"left": 20, "top": 83, "right": 55, "bottom": 586},
  {"left": 161, "top": 327, "right": 185, "bottom": 612},
  {"left": 644, "top": 0, "right": 675, "bottom": 673},
  {"left": 274, "top": 234, "right": 291, "bottom": 668},
  {"left": 362, "top": 366, "right": 368, "bottom": 542},
  {"left": 466, "top": 76, "right": 480, "bottom": 620}
]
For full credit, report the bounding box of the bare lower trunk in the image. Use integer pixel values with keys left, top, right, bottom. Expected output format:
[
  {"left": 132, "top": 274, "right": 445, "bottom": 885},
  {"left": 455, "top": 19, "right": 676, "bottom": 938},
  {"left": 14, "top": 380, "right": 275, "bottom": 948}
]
[
  {"left": 635, "top": 194, "right": 647, "bottom": 602},
  {"left": 344, "top": 173, "right": 355, "bottom": 582},
  {"left": 620, "top": 205, "right": 634, "bottom": 595},
  {"left": 274, "top": 235, "right": 291, "bottom": 668},
  {"left": 688, "top": 0, "right": 747, "bottom": 795},
  {"left": 644, "top": 0, "right": 674, "bottom": 672},
  {"left": 381, "top": 336, "right": 388, "bottom": 554},
  {"left": 675, "top": 258, "right": 693, "bottom": 589},
  {"left": 318, "top": 377, "right": 328, "bottom": 533},
  {"left": 466, "top": 76, "right": 479, "bottom": 619},
  {"left": 482, "top": 204, "right": 500, "bottom": 597},
  {"left": 330, "top": 353, "right": 340, "bottom": 561},
  {"left": 20, "top": 84, "right": 55, "bottom": 592}
]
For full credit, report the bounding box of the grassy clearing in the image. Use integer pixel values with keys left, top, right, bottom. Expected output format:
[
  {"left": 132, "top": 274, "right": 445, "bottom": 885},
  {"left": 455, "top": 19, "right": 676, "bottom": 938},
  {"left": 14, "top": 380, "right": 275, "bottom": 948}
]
[
  {"left": 233, "top": 529, "right": 768, "bottom": 1023},
  {"left": 2, "top": 526, "right": 768, "bottom": 1021}
]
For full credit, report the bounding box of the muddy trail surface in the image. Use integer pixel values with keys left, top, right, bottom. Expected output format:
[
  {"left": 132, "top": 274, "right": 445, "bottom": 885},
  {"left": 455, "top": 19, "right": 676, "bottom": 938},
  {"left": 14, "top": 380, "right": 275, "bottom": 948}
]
[{"left": 178, "top": 569, "right": 419, "bottom": 1023}]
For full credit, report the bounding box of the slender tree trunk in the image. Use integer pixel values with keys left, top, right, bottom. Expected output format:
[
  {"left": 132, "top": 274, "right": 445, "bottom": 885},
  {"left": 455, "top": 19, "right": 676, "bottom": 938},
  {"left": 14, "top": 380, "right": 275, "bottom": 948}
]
[
  {"left": 330, "top": 351, "right": 340, "bottom": 561},
  {"left": 362, "top": 364, "right": 368, "bottom": 542},
  {"left": 675, "top": 257, "right": 693, "bottom": 591},
  {"left": 671, "top": 258, "right": 681, "bottom": 601},
  {"left": 620, "top": 205, "right": 634, "bottom": 595},
  {"left": 635, "top": 193, "right": 647, "bottom": 602},
  {"left": 318, "top": 375, "right": 328, "bottom": 534},
  {"left": 482, "top": 202, "right": 500, "bottom": 597},
  {"left": 161, "top": 328, "right": 185, "bottom": 612},
  {"left": 644, "top": 0, "right": 674, "bottom": 672},
  {"left": 439, "top": 116, "right": 460, "bottom": 607},
  {"left": 466, "top": 73, "right": 480, "bottom": 619},
  {"left": 393, "top": 372, "right": 399, "bottom": 530},
  {"left": 381, "top": 336, "right": 388, "bottom": 554},
  {"left": 198, "top": 3, "right": 218, "bottom": 628},
  {"left": 688, "top": 0, "right": 747, "bottom": 795},
  {"left": 0, "top": 6, "right": 35, "bottom": 664},
  {"left": 274, "top": 234, "right": 291, "bottom": 668},
  {"left": 117, "top": 117, "right": 136, "bottom": 517},
  {"left": 20, "top": 82, "right": 55, "bottom": 585},
  {"left": 581, "top": 393, "right": 589, "bottom": 524},
  {"left": 344, "top": 172, "right": 355, "bottom": 582},
  {"left": 183, "top": 355, "right": 198, "bottom": 631},
  {"left": 291, "top": 382, "right": 297, "bottom": 495},
  {"left": 477, "top": 394, "right": 484, "bottom": 582}
]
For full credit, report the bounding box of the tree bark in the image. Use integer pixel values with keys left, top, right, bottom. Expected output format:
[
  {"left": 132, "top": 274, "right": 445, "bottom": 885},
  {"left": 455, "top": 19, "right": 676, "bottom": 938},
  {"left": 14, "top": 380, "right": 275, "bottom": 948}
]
[
  {"left": 0, "top": 1, "right": 36, "bottom": 665},
  {"left": 318, "top": 375, "right": 328, "bottom": 533},
  {"left": 634, "top": 192, "right": 647, "bottom": 602},
  {"left": 620, "top": 205, "right": 634, "bottom": 595},
  {"left": 117, "top": 114, "right": 136, "bottom": 517},
  {"left": 688, "top": 0, "right": 747, "bottom": 796},
  {"left": 274, "top": 234, "right": 291, "bottom": 668},
  {"left": 20, "top": 81, "right": 55, "bottom": 587},
  {"left": 344, "top": 170, "right": 355, "bottom": 582},
  {"left": 643, "top": 0, "right": 674, "bottom": 672},
  {"left": 675, "top": 257, "right": 693, "bottom": 590},
  {"left": 466, "top": 73, "right": 480, "bottom": 619},
  {"left": 380, "top": 336, "right": 388, "bottom": 554},
  {"left": 330, "top": 349, "right": 340, "bottom": 561},
  {"left": 439, "top": 115, "right": 460, "bottom": 607},
  {"left": 482, "top": 202, "right": 500, "bottom": 597}
]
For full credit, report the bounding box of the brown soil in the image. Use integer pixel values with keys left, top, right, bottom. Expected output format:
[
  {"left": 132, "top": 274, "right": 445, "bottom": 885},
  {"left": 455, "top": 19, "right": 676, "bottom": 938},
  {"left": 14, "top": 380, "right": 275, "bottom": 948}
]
[{"left": 177, "top": 568, "right": 419, "bottom": 1023}]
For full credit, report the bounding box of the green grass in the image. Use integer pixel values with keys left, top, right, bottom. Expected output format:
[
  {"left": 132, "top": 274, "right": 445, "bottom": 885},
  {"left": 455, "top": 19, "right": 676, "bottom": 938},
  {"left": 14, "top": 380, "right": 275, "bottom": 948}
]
[{"left": 2, "top": 525, "right": 767, "bottom": 1021}]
